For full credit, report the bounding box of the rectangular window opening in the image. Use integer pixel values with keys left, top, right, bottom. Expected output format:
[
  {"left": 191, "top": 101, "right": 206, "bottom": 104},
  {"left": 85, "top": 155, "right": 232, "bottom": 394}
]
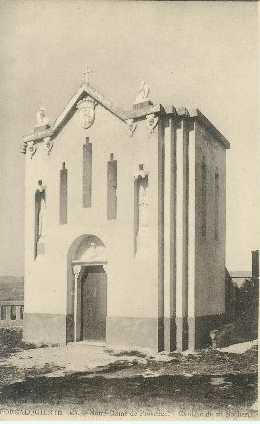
[
  {"left": 83, "top": 138, "right": 92, "bottom": 208},
  {"left": 107, "top": 155, "right": 117, "bottom": 220},
  {"left": 60, "top": 162, "right": 68, "bottom": 224}
]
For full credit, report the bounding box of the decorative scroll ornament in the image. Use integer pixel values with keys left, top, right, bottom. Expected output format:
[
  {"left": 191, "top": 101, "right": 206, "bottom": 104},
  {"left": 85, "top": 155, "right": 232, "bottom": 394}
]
[
  {"left": 20, "top": 140, "right": 28, "bottom": 155},
  {"left": 126, "top": 119, "right": 137, "bottom": 136},
  {"left": 146, "top": 113, "right": 158, "bottom": 133},
  {"left": 27, "top": 141, "right": 37, "bottom": 159},
  {"left": 76, "top": 96, "right": 98, "bottom": 129},
  {"left": 134, "top": 167, "right": 149, "bottom": 181},
  {"left": 73, "top": 264, "right": 82, "bottom": 279},
  {"left": 102, "top": 263, "right": 108, "bottom": 273},
  {"left": 44, "top": 137, "right": 53, "bottom": 155}
]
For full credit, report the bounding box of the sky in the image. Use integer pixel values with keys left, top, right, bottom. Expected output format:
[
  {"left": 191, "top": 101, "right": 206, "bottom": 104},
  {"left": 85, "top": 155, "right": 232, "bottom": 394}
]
[{"left": 0, "top": 0, "right": 259, "bottom": 276}]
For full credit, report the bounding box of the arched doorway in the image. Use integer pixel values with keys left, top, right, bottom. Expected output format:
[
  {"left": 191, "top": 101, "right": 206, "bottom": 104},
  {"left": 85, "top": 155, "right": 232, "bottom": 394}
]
[{"left": 67, "top": 235, "right": 107, "bottom": 344}]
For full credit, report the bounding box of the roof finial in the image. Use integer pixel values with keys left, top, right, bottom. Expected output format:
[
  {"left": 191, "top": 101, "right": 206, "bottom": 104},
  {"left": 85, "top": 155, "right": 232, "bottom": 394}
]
[{"left": 83, "top": 66, "right": 92, "bottom": 85}]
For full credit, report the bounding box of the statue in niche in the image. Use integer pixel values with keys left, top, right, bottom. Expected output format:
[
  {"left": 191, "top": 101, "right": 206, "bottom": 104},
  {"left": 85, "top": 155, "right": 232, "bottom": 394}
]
[
  {"left": 138, "top": 177, "right": 149, "bottom": 227},
  {"left": 36, "top": 106, "right": 50, "bottom": 127},
  {"left": 38, "top": 197, "right": 46, "bottom": 241},
  {"left": 136, "top": 176, "right": 149, "bottom": 253}
]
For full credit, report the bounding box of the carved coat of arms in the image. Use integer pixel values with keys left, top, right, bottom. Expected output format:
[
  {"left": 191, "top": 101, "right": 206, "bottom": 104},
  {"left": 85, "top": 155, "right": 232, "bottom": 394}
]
[{"left": 76, "top": 96, "right": 98, "bottom": 129}]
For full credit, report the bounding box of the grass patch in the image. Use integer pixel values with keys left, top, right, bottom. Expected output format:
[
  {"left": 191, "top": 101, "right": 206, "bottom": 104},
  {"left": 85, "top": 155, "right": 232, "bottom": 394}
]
[
  {"left": 0, "top": 328, "right": 51, "bottom": 360},
  {"left": 105, "top": 349, "right": 148, "bottom": 358}
]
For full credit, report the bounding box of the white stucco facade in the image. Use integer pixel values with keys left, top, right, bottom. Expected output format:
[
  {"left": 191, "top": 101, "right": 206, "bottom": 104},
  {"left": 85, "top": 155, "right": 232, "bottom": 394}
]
[{"left": 22, "top": 82, "right": 229, "bottom": 351}]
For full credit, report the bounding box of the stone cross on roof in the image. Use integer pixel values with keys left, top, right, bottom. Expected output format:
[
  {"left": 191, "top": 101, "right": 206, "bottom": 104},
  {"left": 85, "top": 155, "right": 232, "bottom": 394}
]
[{"left": 83, "top": 67, "right": 92, "bottom": 84}]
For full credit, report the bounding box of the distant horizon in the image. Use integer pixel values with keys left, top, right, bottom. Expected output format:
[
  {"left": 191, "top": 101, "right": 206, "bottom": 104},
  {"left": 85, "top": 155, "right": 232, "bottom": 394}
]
[{"left": 0, "top": 275, "right": 24, "bottom": 280}]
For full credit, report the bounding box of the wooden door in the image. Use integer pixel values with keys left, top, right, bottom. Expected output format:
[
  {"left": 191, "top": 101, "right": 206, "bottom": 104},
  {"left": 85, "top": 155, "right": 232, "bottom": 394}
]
[{"left": 81, "top": 266, "right": 107, "bottom": 342}]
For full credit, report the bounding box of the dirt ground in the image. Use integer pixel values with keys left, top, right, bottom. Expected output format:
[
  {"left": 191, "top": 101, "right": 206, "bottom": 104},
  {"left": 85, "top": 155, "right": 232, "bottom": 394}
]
[{"left": 0, "top": 329, "right": 258, "bottom": 419}]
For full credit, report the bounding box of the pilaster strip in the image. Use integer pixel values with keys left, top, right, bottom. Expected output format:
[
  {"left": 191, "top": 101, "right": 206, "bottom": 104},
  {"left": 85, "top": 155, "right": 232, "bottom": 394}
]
[
  {"left": 163, "top": 116, "right": 177, "bottom": 351},
  {"left": 158, "top": 118, "right": 165, "bottom": 352},
  {"left": 182, "top": 120, "right": 189, "bottom": 318},
  {"left": 188, "top": 123, "right": 196, "bottom": 350}
]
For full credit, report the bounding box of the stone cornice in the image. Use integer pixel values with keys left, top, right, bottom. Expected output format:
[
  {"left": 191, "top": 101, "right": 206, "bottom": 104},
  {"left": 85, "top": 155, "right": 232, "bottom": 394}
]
[
  {"left": 164, "top": 106, "right": 230, "bottom": 149},
  {"left": 22, "top": 83, "right": 230, "bottom": 150},
  {"left": 124, "top": 103, "right": 164, "bottom": 120},
  {"left": 189, "top": 108, "right": 230, "bottom": 149}
]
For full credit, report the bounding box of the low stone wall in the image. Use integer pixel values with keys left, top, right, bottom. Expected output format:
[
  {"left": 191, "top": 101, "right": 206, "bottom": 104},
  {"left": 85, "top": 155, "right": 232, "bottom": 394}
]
[{"left": 0, "top": 300, "right": 24, "bottom": 328}]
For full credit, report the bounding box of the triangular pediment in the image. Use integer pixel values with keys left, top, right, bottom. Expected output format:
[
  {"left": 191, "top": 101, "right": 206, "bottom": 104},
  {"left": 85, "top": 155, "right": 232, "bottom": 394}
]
[
  {"left": 22, "top": 83, "right": 127, "bottom": 143},
  {"left": 53, "top": 83, "right": 127, "bottom": 133}
]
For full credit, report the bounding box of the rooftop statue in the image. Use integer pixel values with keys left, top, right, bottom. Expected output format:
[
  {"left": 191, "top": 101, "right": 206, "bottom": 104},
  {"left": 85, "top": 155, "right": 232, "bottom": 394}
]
[
  {"left": 134, "top": 81, "right": 150, "bottom": 104},
  {"left": 36, "top": 106, "right": 50, "bottom": 127}
]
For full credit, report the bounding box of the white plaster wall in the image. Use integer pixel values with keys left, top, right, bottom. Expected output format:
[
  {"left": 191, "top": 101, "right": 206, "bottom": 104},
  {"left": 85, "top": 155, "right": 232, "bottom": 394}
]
[
  {"left": 24, "top": 103, "right": 159, "bottom": 319},
  {"left": 194, "top": 122, "right": 226, "bottom": 316}
]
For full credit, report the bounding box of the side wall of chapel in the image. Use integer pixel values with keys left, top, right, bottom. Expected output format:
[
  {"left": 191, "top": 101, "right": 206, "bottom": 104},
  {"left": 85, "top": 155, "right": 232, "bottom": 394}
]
[{"left": 194, "top": 121, "right": 226, "bottom": 317}]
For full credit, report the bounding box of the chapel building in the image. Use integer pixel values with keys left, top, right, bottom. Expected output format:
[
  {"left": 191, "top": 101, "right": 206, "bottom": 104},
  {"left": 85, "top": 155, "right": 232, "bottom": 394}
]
[{"left": 21, "top": 77, "right": 230, "bottom": 351}]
